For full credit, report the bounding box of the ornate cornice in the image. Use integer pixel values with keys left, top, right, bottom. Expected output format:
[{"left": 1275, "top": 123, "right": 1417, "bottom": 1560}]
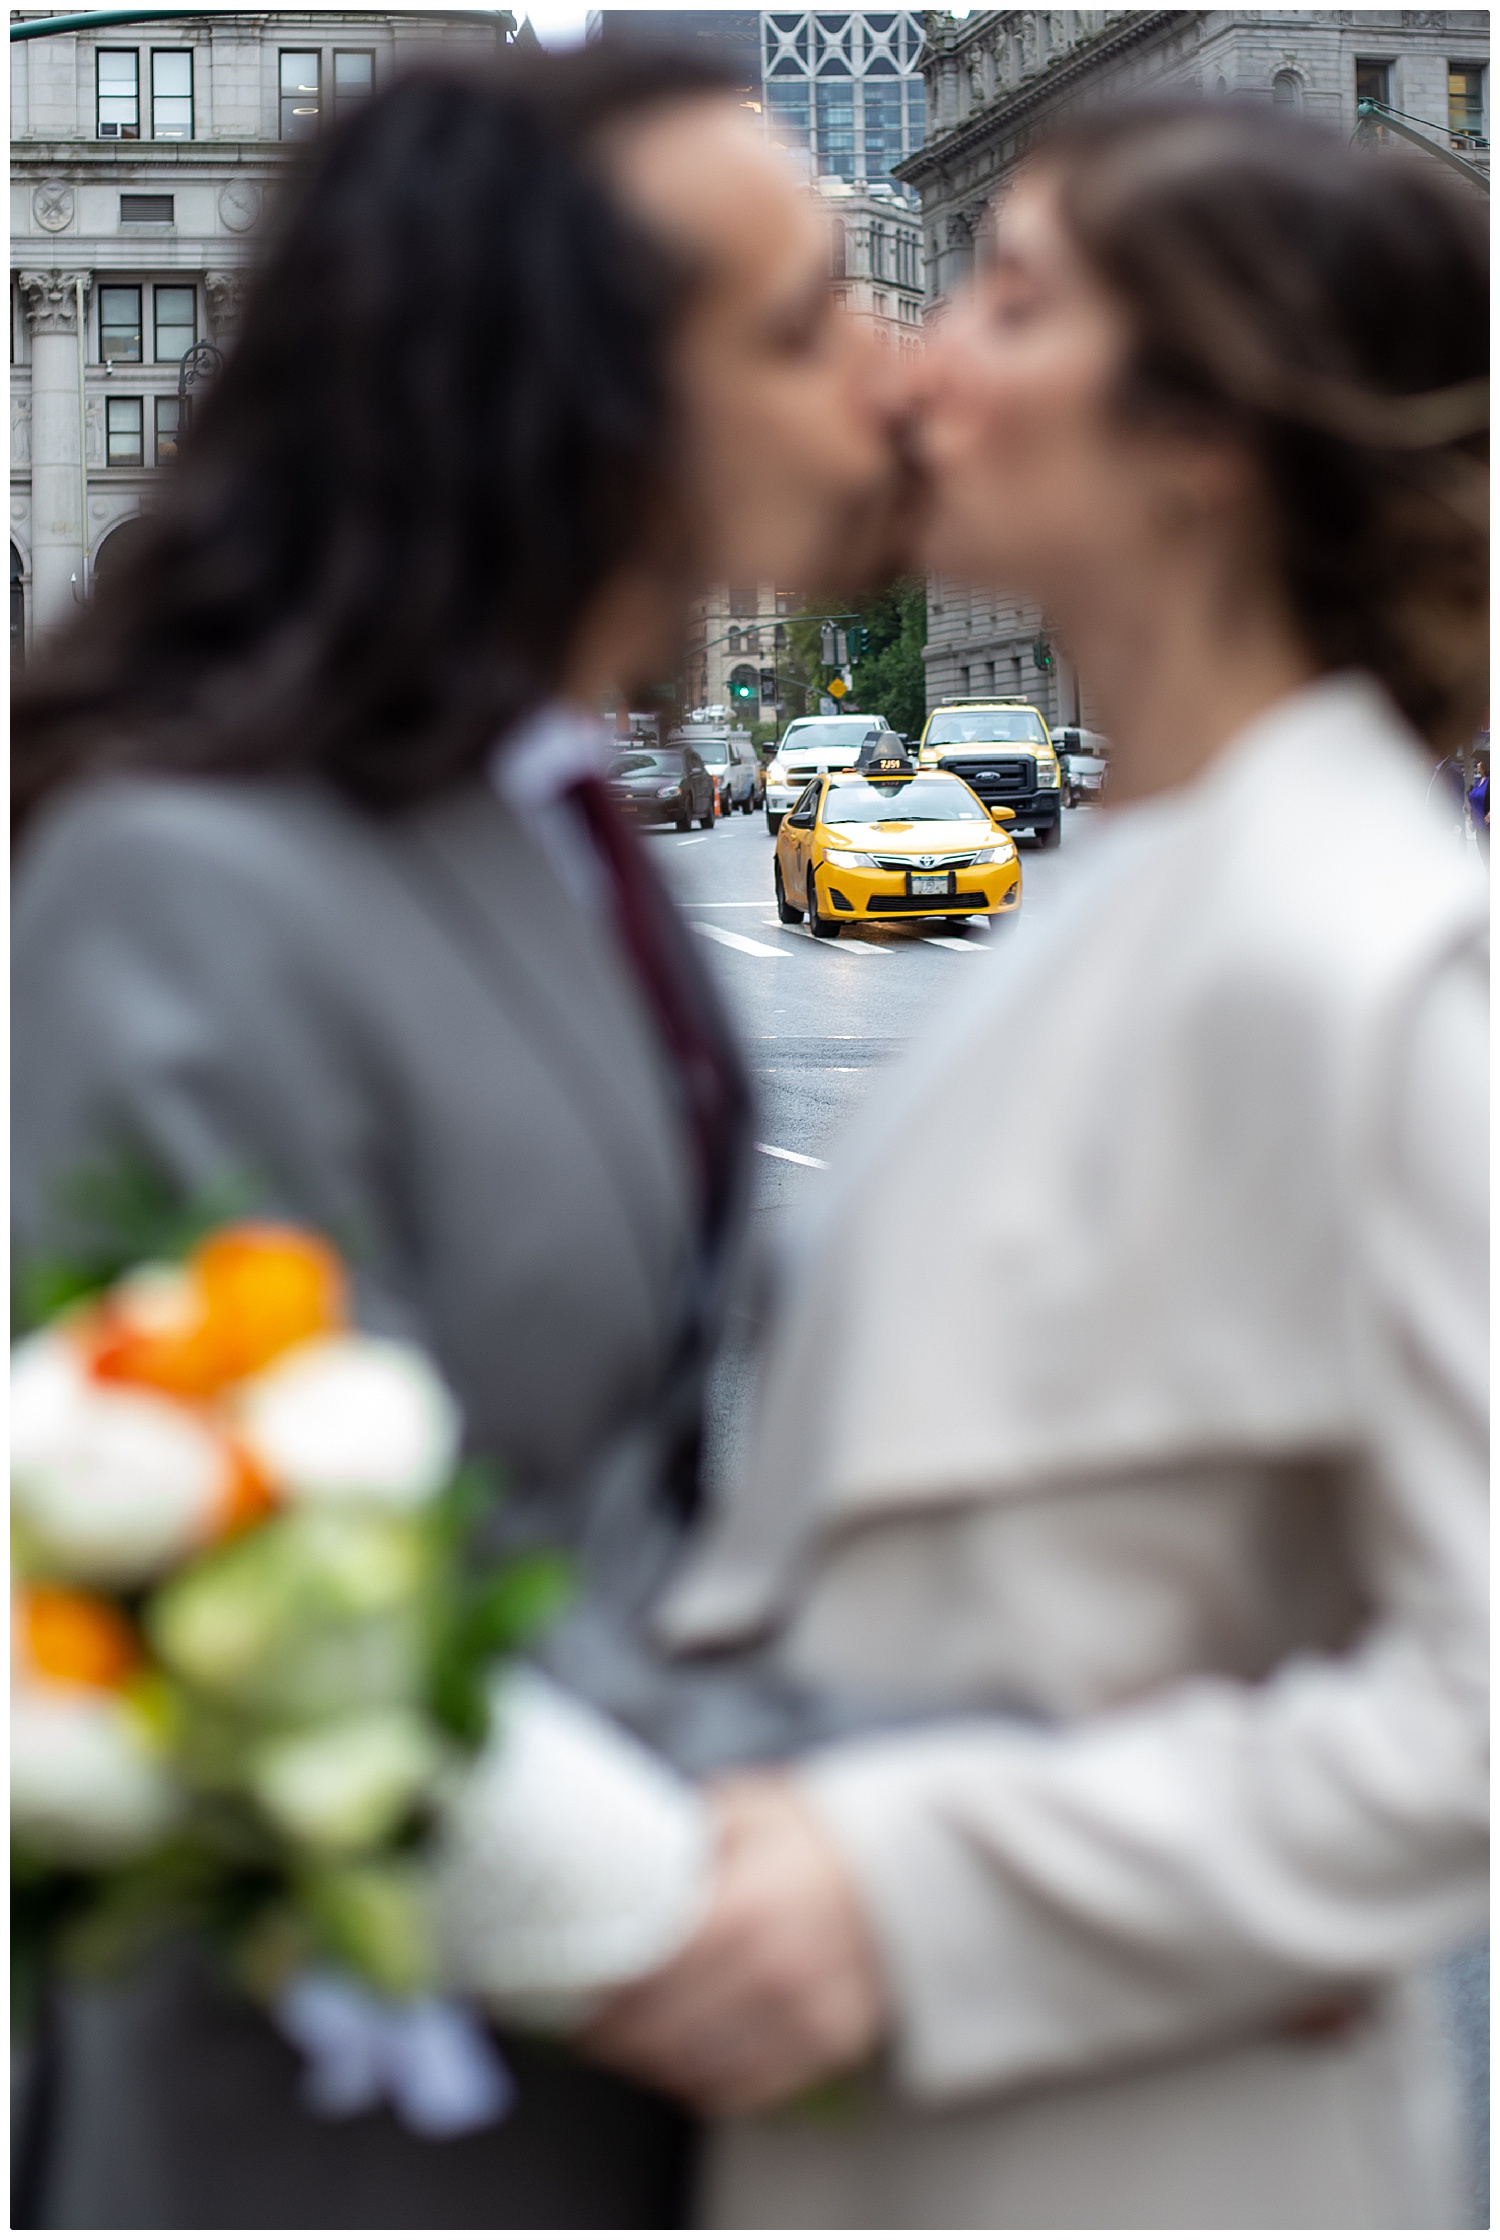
[
  {"left": 899, "top": 10, "right": 1179, "bottom": 189},
  {"left": 17, "top": 267, "right": 90, "bottom": 335}
]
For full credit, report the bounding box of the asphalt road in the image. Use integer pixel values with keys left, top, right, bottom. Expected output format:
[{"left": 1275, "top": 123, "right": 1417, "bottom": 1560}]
[
  {"left": 645, "top": 800, "right": 1084, "bottom": 1498},
  {"left": 647, "top": 800, "right": 1488, "bottom": 2226}
]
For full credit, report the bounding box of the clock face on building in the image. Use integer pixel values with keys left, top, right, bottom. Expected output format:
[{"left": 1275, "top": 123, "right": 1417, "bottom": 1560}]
[{"left": 217, "top": 181, "right": 262, "bottom": 232}]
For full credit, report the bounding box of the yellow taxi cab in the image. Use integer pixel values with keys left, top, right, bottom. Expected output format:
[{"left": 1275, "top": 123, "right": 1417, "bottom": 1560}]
[{"left": 773, "top": 767, "right": 1020, "bottom": 938}]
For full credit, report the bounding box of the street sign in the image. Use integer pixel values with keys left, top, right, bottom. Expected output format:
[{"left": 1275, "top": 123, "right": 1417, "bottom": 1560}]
[{"left": 827, "top": 676, "right": 847, "bottom": 698}]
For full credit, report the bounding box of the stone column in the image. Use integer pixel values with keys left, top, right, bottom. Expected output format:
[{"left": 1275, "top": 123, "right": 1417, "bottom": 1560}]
[{"left": 18, "top": 268, "right": 91, "bottom": 640}]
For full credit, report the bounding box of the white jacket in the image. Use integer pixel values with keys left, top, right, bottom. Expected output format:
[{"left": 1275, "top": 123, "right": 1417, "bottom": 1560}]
[{"left": 660, "top": 677, "right": 1488, "bottom": 2228}]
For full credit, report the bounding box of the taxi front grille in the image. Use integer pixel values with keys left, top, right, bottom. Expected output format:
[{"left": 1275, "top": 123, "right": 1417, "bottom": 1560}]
[{"left": 870, "top": 853, "right": 980, "bottom": 872}]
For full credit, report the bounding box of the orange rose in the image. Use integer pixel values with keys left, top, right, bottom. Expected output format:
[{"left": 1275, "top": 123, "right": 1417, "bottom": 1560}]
[
  {"left": 89, "top": 1225, "right": 347, "bottom": 1398},
  {"left": 17, "top": 1583, "right": 140, "bottom": 1692}
]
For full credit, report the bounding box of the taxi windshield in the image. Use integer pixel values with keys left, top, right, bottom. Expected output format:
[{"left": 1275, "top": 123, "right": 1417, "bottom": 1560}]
[
  {"left": 823, "top": 776, "right": 988, "bottom": 823},
  {"left": 926, "top": 709, "right": 1047, "bottom": 746}
]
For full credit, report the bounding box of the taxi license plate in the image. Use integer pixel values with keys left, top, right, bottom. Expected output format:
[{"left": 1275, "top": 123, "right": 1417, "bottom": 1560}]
[{"left": 910, "top": 872, "right": 950, "bottom": 896}]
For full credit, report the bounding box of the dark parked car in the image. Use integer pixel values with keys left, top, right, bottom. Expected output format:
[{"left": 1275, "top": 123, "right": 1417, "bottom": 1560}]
[
  {"left": 607, "top": 744, "right": 716, "bottom": 831},
  {"left": 672, "top": 728, "right": 762, "bottom": 815}
]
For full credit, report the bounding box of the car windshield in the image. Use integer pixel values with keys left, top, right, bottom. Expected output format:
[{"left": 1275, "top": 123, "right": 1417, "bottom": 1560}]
[
  {"left": 610, "top": 749, "right": 681, "bottom": 776},
  {"left": 926, "top": 709, "right": 1047, "bottom": 746},
  {"left": 682, "top": 738, "right": 730, "bottom": 766},
  {"left": 823, "top": 776, "right": 989, "bottom": 824},
  {"left": 780, "top": 723, "right": 873, "bottom": 760}
]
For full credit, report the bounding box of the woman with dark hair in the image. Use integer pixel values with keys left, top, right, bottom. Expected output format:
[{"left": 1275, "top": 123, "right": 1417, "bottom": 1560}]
[
  {"left": 589, "top": 104, "right": 1489, "bottom": 2228},
  {"left": 12, "top": 45, "right": 908, "bottom": 2228}
]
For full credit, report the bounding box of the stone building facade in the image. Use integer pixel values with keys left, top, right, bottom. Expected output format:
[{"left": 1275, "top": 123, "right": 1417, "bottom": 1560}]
[
  {"left": 899, "top": 9, "right": 1490, "bottom": 722},
  {"left": 11, "top": 10, "right": 505, "bottom": 651}
]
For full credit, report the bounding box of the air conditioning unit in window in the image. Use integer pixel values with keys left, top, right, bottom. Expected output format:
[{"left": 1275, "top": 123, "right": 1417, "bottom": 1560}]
[{"left": 99, "top": 122, "right": 121, "bottom": 137}]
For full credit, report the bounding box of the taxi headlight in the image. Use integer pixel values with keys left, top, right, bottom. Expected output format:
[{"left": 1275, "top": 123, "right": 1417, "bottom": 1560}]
[
  {"left": 824, "top": 849, "right": 877, "bottom": 869},
  {"left": 972, "top": 843, "right": 1015, "bottom": 865}
]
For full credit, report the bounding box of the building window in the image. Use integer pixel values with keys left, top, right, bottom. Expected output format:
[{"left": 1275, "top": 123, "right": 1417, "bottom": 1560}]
[
  {"left": 1449, "top": 63, "right": 1486, "bottom": 140},
  {"left": 155, "top": 395, "right": 180, "bottom": 462},
  {"left": 154, "top": 285, "right": 196, "bottom": 363},
  {"left": 99, "top": 284, "right": 143, "bottom": 363},
  {"left": 727, "top": 627, "right": 742, "bottom": 654},
  {"left": 830, "top": 218, "right": 847, "bottom": 277},
  {"left": 106, "top": 397, "right": 145, "bottom": 466},
  {"left": 1355, "top": 58, "right": 1391, "bottom": 109},
  {"left": 906, "top": 75, "right": 925, "bottom": 149},
  {"left": 729, "top": 586, "right": 758, "bottom": 617},
  {"left": 151, "top": 49, "right": 193, "bottom": 138},
  {"left": 958, "top": 666, "right": 970, "bottom": 696},
  {"left": 864, "top": 79, "right": 903, "bottom": 175},
  {"left": 816, "top": 82, "right": 856, "bottom": 177},
  {"left": 775, "top": 622, "right": 788, "bottom": 649},
  {"left": 333, "top": 51, "right": 375, "bottom": 121},
  {"left": 11, "top": 542, "right": 25, "bottom": 665},
  {"left": 745, "top": 626, "right": 760, "bottom": 653},
  {"left": 97, "top": 49, "right": 140, "bottom": 139},
  {"left": 120, "top": 194, "right": 173, "bottom": 224},
  {"left": 1272, "top": 70, "right": 1300, "bottom": 109},
  {"left": 280, "top": 51, "right": 321, "bottom": 139},
  {"left": 766, "top": 77, "right": 811, "bottom": 145}
]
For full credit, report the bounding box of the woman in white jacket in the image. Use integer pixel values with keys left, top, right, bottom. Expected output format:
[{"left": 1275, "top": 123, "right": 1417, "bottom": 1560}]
[{"left": 587, "top": 102, "right": 1489, "bottom": 2228}]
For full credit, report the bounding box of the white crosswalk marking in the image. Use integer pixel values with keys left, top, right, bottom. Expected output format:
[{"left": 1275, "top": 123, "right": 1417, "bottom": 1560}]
[
  {"left": 691, "top": 921, "right": 790, "bottom": 959},
  {"left": 924, "top": 935, "right": 982, "bottom": 952},
  {"left": 756, "top": 1142, "right": 829, "bottom": 1170}
]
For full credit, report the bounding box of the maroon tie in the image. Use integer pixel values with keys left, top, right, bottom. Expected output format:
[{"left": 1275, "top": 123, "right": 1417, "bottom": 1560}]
[{"left": 567, "top": 774, "right": 748, "bottom": 1239}]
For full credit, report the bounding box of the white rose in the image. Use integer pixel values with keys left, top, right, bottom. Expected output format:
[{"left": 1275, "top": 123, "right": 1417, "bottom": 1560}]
[
  {"left": 250, "top": 1708, "right": 445, "bottom": 1854},
  {"left": 235, "top": 1336, "right": 461, "bottom": 1511},
  {"left": 11, "top": 1333, "right": 231, "bottom": 1586},
  {"left": 11, "top": 1686, "right": 182, "bottom": 1865}
]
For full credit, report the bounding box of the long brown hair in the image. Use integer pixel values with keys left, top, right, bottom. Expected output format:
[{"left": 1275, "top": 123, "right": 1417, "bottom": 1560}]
[
  {"left": 12, "top": 46, "right": 732, "bottom": 839},
  {"left": 1038, "top": 102, "right": 1487, "bottom": 749}
]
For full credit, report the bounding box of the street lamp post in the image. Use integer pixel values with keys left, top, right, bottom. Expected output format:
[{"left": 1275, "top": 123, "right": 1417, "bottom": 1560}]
[{"left": 176, "top": 340, "right": 225, "bottom": 439}]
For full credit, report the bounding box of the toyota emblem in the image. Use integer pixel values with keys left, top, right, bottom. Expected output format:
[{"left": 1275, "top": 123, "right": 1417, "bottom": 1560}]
[{"left": 918, "top": 854, "right": 935, "bottom": 868}]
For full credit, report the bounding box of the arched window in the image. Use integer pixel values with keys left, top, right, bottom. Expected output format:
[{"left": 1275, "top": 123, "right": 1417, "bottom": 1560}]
[
  {"left": 1272, "top": 70, "right": 1301, "bottom": 109},
  {"left": 727, "top": 627, "right": 741, "bottom": 654},
  {"left": 92, "top": 512, "right": 152, "bottom": 590}
]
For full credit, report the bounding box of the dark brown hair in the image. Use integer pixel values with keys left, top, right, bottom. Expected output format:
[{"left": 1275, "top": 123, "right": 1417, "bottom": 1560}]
[
  {"left": 1037, "top": 102, "right": 1488, "bottom": 749},
  {"left": 13, "top": 44, "right": 735, "bottom": 836}
]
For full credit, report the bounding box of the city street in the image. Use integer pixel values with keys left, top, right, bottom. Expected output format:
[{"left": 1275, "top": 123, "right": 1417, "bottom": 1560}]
[{"left": 645, "top": 801, "right": 1085, "bottom": 1499}]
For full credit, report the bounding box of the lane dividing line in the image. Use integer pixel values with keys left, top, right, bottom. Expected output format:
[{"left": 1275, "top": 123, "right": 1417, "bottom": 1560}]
[
  {"left": 691, "top": 922, "right": 790, "bottom": 959},
  {"left": 924, "top": 935, "right": 983, "bottom": 953},
  {"left": 677, "top": 835, "right": 712, "bottom": 848},
  {"left": 756, "top": 1142, "right": 830, "bottom": 1170}
]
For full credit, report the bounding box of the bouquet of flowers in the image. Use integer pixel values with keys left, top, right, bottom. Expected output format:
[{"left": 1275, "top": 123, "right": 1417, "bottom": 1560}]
[{"left": 12, "top": 1220, "right": 711, "bottom": 2134}]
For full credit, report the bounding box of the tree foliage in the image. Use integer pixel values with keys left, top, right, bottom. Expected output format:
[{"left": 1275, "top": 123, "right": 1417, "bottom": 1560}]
[{"left": 849, "top": 578, "right": 927, "bottom": 740}]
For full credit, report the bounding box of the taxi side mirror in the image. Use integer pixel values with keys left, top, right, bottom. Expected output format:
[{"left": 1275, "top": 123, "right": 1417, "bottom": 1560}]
[{"left": 990, "top": 805, "right": 1016, "bottom": 824}]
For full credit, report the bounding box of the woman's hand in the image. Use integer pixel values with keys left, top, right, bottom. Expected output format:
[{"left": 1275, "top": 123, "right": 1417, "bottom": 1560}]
[{"left": 580, "top": 1770, "right": 887, "bottom": 2116}]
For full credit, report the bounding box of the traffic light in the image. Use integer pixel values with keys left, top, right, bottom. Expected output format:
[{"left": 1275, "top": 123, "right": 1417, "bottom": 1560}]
[
  {"left": 1032, "top": 636, "right": 1054, "bottom": 673},
  {"left": 820, "top": 625, "right": 838, "bottom": 665},
  {"left": 758, "top": 670, "right": 777, "bottom": 704},
  {"left": 730, "top": 672, "right": 758, "bottom": 703},
  {"left": 849, "top": 625, "right": 872, "bottom": 661}
]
